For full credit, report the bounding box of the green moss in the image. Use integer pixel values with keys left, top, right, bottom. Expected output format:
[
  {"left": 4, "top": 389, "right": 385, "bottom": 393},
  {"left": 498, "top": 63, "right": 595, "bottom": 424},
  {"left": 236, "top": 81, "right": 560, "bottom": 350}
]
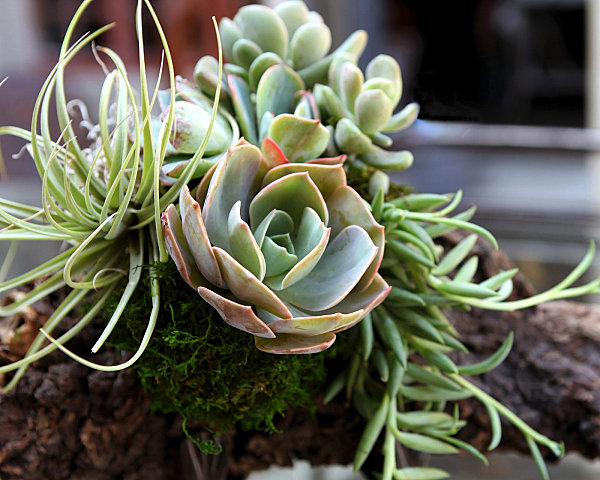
[{"left": 109, "top": 262, "right": 329, "bottom": 433}]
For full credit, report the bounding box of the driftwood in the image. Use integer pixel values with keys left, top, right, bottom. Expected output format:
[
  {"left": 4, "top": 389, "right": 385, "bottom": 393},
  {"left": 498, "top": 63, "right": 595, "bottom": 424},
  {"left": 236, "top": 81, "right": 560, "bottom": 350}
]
[{"left": 1, "top": 237, "right": 600, "bottom": 479}]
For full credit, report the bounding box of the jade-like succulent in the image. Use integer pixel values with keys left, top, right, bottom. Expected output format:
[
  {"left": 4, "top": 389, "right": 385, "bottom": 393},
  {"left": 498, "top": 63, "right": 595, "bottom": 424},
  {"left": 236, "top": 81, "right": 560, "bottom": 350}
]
[
  {"left": 207, "top": 1, "right": 367, "bottom": 90},
  {"left": 162, "top": 139, "right": 390, "bottom": 353},
  {"left": 314, "top": 54, "right": 419, "bottom": 170}
]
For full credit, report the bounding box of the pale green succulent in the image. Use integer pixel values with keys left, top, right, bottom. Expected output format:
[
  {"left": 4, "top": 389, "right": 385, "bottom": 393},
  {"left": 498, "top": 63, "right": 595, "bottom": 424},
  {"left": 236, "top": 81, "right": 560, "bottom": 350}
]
[
  {"left": 199, "top": 1, "right": 367, "bottom": 91},
  {"left": 315, "top": 54, "right": 419, "bottom": 170},
  {"left": 161, "top": 139, "right": 390, "bottom": 353}
]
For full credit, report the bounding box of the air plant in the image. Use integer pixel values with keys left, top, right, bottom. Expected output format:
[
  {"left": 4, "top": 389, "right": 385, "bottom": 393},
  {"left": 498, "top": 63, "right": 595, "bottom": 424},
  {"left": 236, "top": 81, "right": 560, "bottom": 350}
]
[
  {"left": 1, "top": 1, "right": 599, "bottom": 480},
  {"left": 0, "top": 0, "right": 225, "bottom": 387}
]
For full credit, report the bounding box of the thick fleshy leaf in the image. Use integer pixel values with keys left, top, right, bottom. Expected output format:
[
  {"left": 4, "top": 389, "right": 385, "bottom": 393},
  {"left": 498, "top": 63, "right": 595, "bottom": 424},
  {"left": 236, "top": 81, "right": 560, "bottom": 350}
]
[
  {"left": 203, "top": 144, "right": 267, "bottom": 250},
  {"left": 306, "top": 154, "right": 346, "bottom": 165},
  {"left": 334, "top": 118, "right": 372, "bottom": 154},
  {"left": 383, "top": 102, "right": 420, "bottom": 132},
  {"left": 256, "top": 65, "right": 305, "bottom": 122},
  {"left": 234, "top": 4, "right": 289, "bottom": 59},
  {"left": 355, "top": 89, "right": 394, "bottom": 134},
  {"left": 326, "top": 274, "right": 391, "bottom": 332},
  {"left": 249, "top": 52, "right": 283, "bottom": 92},
  {"left": 365, "top": 54, "right": 402, "bottom": 105},
  {"left": 339, "top": 62, "right": 364, "bottom": 112},
  {"left": 253, "top": 209, "right": 295, "bottom": 247},
  {"left": 213, "top": 247, "right": 292, "bottom": 318},
  {"left": 228, "top": 201, "right": 266, "bottom": 280},
  {"left": 255, "top": 332, "right": 336, "bottom": 354},
  {"left": 261, "top": 162, "right": 345, "bottom": 200},
  {"left": 327, "top": 185, "right": 385, "bottom": 291},
  {"left": 227, "top": 74, "right": 258, "bottom": 145},
  {"left": 274, "top": 0, "right": 311, "bottom": 38},
  {"left": 232, "top": 38, "right": 263, "bottom": 70},
  {"left": 180, "top": 187, "right": 224, "bottom": 288},
  {"left": 261, "top": 236, "right": 298, "bottom": 277},
  {"left": 249, "top": 171, "right": 328, "bottom": 229},
  {"left": 220, "top": 17, "right": 243, "bottom": 61},
  {"left": 194, "top": 55, "right": 230, "bottom": 101},
  {"left": 277, "top": 225, "right": 378, "bottom": 311},
  {"left": 358, "top": 145, "right": 414, "bottom": 170},
  {"left": 198, "top": 287, "right": 275, "bottom": 338},
  {"left": 264, "top": 208, "right": 330, "bottom": 290},
  {"left": 290, "top": 22, "right": 332, "bottom": 70},
  {"left": 268, "top": 114, "right": 329, "bottom": 163},
  {"left": 169, "top": 101, "right": 231, "bottom": 155},
  {"left": 161, "top": 205, "right": 206, "bottom": 289},
  {"left": 268, "top": 309, "right": 363, "bottom": 336},
  {"left": 261, "top": 137, "right": 289, "bottom": 170},
  {"left": 313, "top": 84, "right": 346, "bottom": 123},
  {"left": 195, "top": 160, "right": 219, "bottom": 205},
  {"left": 361, "top": 77, "right": 396, "bottom": 103}
]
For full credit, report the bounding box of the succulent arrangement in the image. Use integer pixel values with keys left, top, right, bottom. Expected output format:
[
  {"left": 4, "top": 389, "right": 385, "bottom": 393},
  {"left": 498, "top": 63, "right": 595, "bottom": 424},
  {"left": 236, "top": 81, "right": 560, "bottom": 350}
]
[{"left": 1, "top": 1, "right": 598, "bottom": 479}]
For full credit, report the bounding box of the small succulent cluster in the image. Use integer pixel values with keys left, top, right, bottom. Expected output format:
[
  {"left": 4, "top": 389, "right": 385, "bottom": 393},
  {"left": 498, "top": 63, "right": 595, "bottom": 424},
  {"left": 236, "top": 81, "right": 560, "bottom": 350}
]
[{"left": 1, "top": 1, "right": 599, "bottom": 480}]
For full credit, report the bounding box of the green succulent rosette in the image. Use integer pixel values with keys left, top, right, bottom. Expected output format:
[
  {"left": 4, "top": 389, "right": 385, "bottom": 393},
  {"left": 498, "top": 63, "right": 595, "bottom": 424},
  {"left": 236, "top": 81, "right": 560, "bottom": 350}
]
[
  {"left": 161, "top": 139, "right": 390, "bottom": 353},
  {"left": 197, "top": 0, "right": 367, "bottom": 91}
]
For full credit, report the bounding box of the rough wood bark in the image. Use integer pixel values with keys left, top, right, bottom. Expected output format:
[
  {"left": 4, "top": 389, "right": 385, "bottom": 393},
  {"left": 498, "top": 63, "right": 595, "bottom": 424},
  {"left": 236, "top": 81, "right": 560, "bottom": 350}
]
[{"left": 1, "top": 237, "right": 600, "bottom": 479}]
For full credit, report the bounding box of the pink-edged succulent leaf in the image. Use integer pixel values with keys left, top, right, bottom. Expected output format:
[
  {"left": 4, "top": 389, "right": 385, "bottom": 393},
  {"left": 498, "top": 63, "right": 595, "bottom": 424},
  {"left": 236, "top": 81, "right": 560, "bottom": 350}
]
[
  {"left": 261, "top": 137, "right": 289, "bottom": 170},
  {"left": 265, "top": 208, "right": 330, "bottom": 290},
  {"left": 161, "top": 204, "right": 207, "bottom": 289},
  {"left": 179, "top": 186, "right": 225, "bottom": 288},
  {"left": 198, "top": 287, "right": 275, "bottom": 338},
  {"left": 203, "top": 143, "right": 267, "bottom": 250},
  {"left": 327, "top": 185, "right": 385, "bottom": 291},
  {"left": 316, "top": 273, "right": 391, "bottom": 331},
  {"left": 267, "top": 309, "right": 363, "bottom": 336},
  {"left": 255, "top": 332, "right": 336, "bottom": 354},
  {"left": 195, "top": 160, "right": 219, "bottom": 205},
  {"left": 268, "top": 114, "right": 329, "bottom": 162},
  {"left": 306, "top": 154, "right": 346, "bottom": 165},
  {"left": 261, "top": 161, "right": 346, "bottom": 200},
  {"left": 213, "top": 247, "right": 292, "bottom": 319},
  {"left": 249, "top": 171, "right": 328, "bottom": 229},
  {"left": 228, "top": 200, "right": 266, "bottom": 280},
  {"left": 277, "top": 225, "right": 378, "bottom": 311}
]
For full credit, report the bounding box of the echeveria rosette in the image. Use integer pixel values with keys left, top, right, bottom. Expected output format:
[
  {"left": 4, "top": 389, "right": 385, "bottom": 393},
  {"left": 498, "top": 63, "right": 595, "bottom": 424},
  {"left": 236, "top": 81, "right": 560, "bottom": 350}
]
[{"left": 161, "top": 140, "right": 390, "bottom": 354}]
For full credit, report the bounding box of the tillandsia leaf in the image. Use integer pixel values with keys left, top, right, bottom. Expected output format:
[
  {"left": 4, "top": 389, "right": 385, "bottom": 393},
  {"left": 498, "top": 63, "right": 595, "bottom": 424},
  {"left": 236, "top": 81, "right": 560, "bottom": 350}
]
[
  {"left": 163, "top": 140, "right": 390, "bottom": 353},
  {"left": 0, "top": 0, "right": 226, "bottom": 380}
]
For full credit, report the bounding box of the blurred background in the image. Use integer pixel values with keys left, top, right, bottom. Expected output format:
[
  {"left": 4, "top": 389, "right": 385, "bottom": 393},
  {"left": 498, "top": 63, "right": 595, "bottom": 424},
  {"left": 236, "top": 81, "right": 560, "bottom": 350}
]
[{"left": 1, "top": 0, "right": 600, "bottom": 478}]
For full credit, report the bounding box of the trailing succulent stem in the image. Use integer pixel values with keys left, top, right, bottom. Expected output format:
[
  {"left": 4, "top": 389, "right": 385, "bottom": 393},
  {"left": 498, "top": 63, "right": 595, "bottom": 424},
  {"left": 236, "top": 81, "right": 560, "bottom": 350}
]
[{"left": 0, "top": 1, "right": 599, "bottom": 479}]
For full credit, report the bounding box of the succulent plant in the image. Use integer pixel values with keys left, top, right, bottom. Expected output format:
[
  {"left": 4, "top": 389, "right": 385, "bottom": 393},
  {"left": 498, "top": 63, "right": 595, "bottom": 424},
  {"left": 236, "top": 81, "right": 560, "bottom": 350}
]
[
  {"left": 205, "top": 1, "right": 367, "bottom": 90},
  {"left": 161, "top": 139, "right": 390, "bottom": 353},
  {"left": 315, "top": 54, "right": 419, "bottom": 169},
  {"left": 155, "top": 77, "right": 239, "bottom": 184}
]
